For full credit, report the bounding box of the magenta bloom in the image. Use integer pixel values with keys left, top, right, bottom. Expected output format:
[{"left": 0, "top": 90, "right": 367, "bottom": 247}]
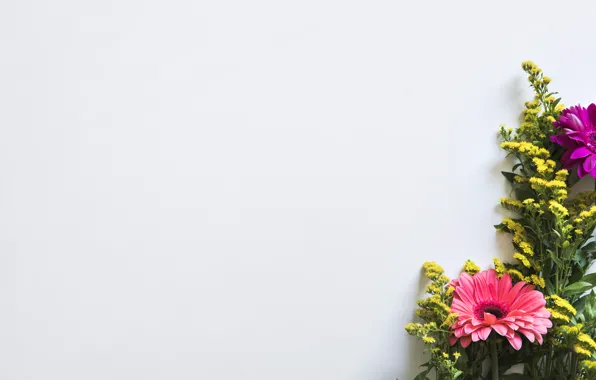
[
  {"left": 449, "top": 270, "right": 551, "bottom": 350},
  {"left": 551, "top": 104, "right": 596, "bottom": 178}
]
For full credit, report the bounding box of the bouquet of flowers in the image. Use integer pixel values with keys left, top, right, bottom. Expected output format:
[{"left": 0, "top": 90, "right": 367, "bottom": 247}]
[{"left": 404, "top": 61, "right": 596, "bottom": 380}]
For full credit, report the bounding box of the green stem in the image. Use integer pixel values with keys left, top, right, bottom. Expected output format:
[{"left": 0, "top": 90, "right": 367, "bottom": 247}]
[{"left": 490, "top": 340, "right": 499, "bottom": 380}]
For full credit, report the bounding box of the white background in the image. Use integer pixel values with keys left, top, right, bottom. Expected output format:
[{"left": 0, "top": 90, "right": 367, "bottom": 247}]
[{"left": 1, "top": 1, "right": 595, "bottom": 379}]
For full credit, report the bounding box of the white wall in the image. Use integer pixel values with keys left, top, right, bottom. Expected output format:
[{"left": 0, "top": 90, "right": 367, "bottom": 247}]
[{"left": 2, "top": 1, "right": 595, "bottom": 379}]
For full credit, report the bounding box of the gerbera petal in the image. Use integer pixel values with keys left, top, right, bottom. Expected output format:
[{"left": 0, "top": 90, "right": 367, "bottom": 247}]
[
  {"left": 551, "top": 134, "right": 577, "bottom": 148},
  {"left": 584, "top": 155, "right": 596, "bottom": 173},
  {"left": 588, "top": 103, "right": 596, "bottom": 126},
  {"left": 507, "top": 333, "right": 523, "bottom": 350},
  {"left": 460, "top": 335, "right": 472, "bottom": 348},
  {"left": 491, "top": 323, "right": 509, "bottom": 336},
  {"left": 518, "top": 328, "right": 536, "bottom": 343},
  {"left": 478, "top": 327, "right": 492, "bottom": 341},
  {"left": 567, "top": 113, "right": 585, "bottom": 131},
  {"left": 570, "top": 147, "right": 592, "bottom": 159},
  {"left": 498, "top": 273, "right": 512, "bottom": 299},
  {"left": 484, "top": 312, "right": 497, "bottom": 325}
]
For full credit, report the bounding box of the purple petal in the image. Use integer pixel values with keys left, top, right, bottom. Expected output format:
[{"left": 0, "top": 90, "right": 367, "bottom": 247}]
[
  {"left": 588, "top": 103, "right": 596, "bottom": 127},
  {"left": 570, "top": 147, "right": 593, "bottom": 159},
  {"left": 552, "top": 134, "right": 580, "bottom": 148},
  {"left": 579, "top": 161, "right": 589, "bottom": 178},
  {"left": 584, "top": 155, "right": 596, "bottom": 173},
  {"left": 567, "top": 113, "right": 585, "bottom": 131}
]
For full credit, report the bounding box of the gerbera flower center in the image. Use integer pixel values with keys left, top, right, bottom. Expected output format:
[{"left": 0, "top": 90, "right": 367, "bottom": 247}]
[{"left": 473, "top": 300, "right": 509, "bottom": 320}]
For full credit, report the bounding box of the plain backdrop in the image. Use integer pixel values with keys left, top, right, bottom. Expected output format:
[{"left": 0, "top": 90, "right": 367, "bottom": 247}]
[{"left": 1, "top": 1, "right": 596, "bottom": 379}]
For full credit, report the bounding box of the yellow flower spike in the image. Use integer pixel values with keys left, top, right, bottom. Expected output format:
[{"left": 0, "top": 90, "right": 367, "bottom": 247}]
[
  {"left": 546, "top": 180, "right": 566, "bottom": 188},
  {"left": 573, "top": 345, "right": 593, "bottom": 358},
  {"left": 555, "top": 104, "right": 566, "bottom": 112},
  {"left": 546, "top": 116, "right": 556, "bottom": 123},
  {"left": 555, "top": 169, "right": 569, "bottom": 180},
  {"left": 453, "top": 352, "right": 461, "bottom": 360},
  {"left": 513, "top": 252, "right": 531, "bottom": 268},
  {"left": 549, "top": 200, "right": 569, "bottom": 216},
  {"left": 500, "top": 198, "right": 523, "bottom": 208},
  {"left": 579, "top": 334, "right": 596, "bottom": 351},
  {"left": 422, "top": 336, "right": 436, "bottom": 344},
  {"left": 548, "top": 308, "right": 571, "bottom": 323},
  {"left": 543, "top": 76, "right": 552, "bottom": 84},
  {"left": 529, "top": 274, "right": 545, "bottom": 288},
  {"left": 582, "top": 359, "right": 596, "bottom": 370},
  {"left": 549, "top": 295, "right": 577, "bottom": 316},
  {"left": 493, "top": 258, "right": 506, "bottom": 276},
  {"left": 518, "top": 241, "right": 534, "bottom": 256},
  {"left": 507, "top": 269, "right": 525, "bottom": 281},
  {"left": 422, "top": 261, "right": 444, "bottom": 281},
  {"left": 522, "top": 60, "right": 538, "bottom": 71}
]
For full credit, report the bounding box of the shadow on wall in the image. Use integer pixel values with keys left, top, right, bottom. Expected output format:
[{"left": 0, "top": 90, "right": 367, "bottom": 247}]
[
  {"left": 396, "top": 73, "right": 528, "bottom": 380},
  {"left": 396, "top": 269, "right": 430, "bottom": 380},
  {"left": 399, "top": 325, "right": 427, "bottom": 380}
]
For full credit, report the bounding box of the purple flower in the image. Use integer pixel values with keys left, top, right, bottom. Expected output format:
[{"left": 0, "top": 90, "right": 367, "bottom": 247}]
[{"left": 551, "top": 104, "right": 596, "bottom": 178}]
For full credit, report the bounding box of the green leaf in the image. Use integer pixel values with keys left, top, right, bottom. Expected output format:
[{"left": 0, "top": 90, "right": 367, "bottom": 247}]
[
  {"left": 562, "top": 281, "right": 594, "bottom": 296},
  {"left": 581, "top": 273, "right": 596, "bottom": 286},
  {"left": 413, "top": 367, "right": 431, "bottom": 380},
  {"left": 548, "top": 249, "right": 563, "bottom": 267},
  {"left": 502, "top": 171, "right": 517, "bottom": 183},
  {"left": 514, "top": 186, "right": 534, "bottom": 202}
]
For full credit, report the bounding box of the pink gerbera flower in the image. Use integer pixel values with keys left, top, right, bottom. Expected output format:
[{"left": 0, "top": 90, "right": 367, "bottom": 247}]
[
  {"left": 449, "top": 269, "right": 552, "bottom": 350},
  {"left": 551, "top": 104, "right": 596, "bottom": 178}
]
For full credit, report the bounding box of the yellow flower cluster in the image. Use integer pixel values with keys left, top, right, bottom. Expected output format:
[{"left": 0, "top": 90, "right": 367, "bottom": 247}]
[
  {"left": 405, "top": 261, "right": 466, "bottom": 379},
  {"left": 549, "top": 200, "right": 569, "bottom": 217},
  {"left": 418, "top": 294, "right": 451, "bottom": 316},
  {"left": 529, "top": 177, "right": 568, "bottom": 201},
  {"left": 574, "top": 345, "right": 592, "bottom": 358},
  {"left": 500, "top": 198, "right": 523, "bottom": 209},
  {"left": 527, "top": 274, "right": 545, "bottom": 288},
  {"left": 423, "top": 261, "right": 446, "bottom": 282},
  {"left": 567, "top": 328, "right": 596, "bottom": 364},
  {"left": 581, "top": 359, "right": 596, "bottom": 378},
  {"left": 532, "top": 157, "right": 556, "bottom": 174},
  {"left": 513, "top": 252, "right": 531, "bottom": 268},
  {"left": 522, "top": 60, "right": 540, "bottom": 74},
  {"left": 507, "top": 268, "right": 525, "bottom": 281},
  {"left": 578, "top": 333, "right": 596, "bottom": 351},
  {"left": 555, "top": 169, "right": 569, "bottom": 181},
  {"left": 548, "top": 308, "right": 571, "bottom": 323},
  {"left": 425, "top": 283, "right": 441, "bottom": 295},
  {"left": 493, "top": 258, "right": 506, "bottom": 276},
  {"left": 499, "top": 218, "right": 536, "bottom": 267},
  {"left": 462, "top": 259, "right": 480, "bottom": 274},
  {"left": 500, "top": 141, "right": 550, "bottom": 158},
  {"left": 441, "top": 313, "right": 458, "bottom": 328},
  {"left": 547, "top": 295, "right": 577, "bottom": 317}
]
